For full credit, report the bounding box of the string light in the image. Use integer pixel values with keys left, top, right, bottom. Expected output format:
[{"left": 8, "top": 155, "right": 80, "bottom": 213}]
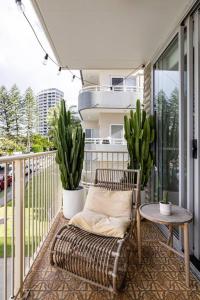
[
  {"left": 15, "top": 0, "right": 24, "bottom": 11},
  {"left": 57, "top": 66, "right": 62, "bottom": 76},
  {"left": 43, "top": 53, "right": 49, "bottom": 65},
  {"left": 16, "top": 0, "right": 144, "bottom": 85}
]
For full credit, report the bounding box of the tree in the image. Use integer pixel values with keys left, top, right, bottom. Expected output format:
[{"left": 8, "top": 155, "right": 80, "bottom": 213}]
[
  {"left": 24, "top": 88, "right": 38, "bottom": 151},
  {"left": 10, "top": 84, "right": 24, "bottom": 136},
  {"left": 47, "top": 104, "right": 60, "bottom": 144},
  {"left": 0, "top": 86, "right": 14, "bottom": 136}
]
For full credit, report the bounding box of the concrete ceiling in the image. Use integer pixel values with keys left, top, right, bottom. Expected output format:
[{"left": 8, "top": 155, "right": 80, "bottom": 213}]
[{"left": 31, "top": 0, "right": 193, "bottom": 69}]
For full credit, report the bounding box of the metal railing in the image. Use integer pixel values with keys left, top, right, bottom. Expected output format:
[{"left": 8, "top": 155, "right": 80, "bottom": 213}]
[
  {"left": 79, "top": 85, "right": 143, "bottom": 94},
  {"left": 82, "top": 150, "right": 129, "bottom": 186},
  {"left": 0, "top": 151, "right": 62, "bottom": 300},
  {"left": 0, "top": 149, "right": 129, "bottom": 299},
  {"left": 85, "top": 137, "right": 127, "bottom": 145}
]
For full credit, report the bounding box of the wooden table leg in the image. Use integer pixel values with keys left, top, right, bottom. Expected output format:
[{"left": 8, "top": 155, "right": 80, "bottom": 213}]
[
  {"left": 137, "top": 209, "right": 141, "bottom": 264},
  {"left": 167, "top": 224, "right": 173, "bottom": 256},
  {"left": 183, "top": 223, "right": 190, "bottom": 287}
]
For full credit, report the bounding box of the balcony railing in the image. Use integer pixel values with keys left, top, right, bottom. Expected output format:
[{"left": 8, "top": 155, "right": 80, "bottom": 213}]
[
  {"left": 85, "top": 137, "right": 127, "bottom": 145},
  {"left": 0, "top": 151, "right": 62, "bottom": 300},
  {"left": 78, "top": 85, "right": 143, "bottom": 113},
  {"left": 79, "top": 85, "right": 143, "bottom": 94},
  {"left": 0, "top": 149, "right": 128, "bottom": 299},
  {"left": 83, "top": 150, "right": 129, "bottom": 185}
]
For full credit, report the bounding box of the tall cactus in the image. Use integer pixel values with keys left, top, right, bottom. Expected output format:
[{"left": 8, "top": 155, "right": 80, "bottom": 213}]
[
  {"left": 124, "top": 99, "right": 155, "bottom": 189},
  {"left": 54, "top": 100, "right": 85, "bottom": 190}
]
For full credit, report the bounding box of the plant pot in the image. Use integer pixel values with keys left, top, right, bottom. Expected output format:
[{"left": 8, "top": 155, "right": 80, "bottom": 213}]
[
  {"left": 63, "top": 187, "right": 84, "bottom": 219},
  {"left": 159, "top": 202, "right": 172, "bottom": 216}
]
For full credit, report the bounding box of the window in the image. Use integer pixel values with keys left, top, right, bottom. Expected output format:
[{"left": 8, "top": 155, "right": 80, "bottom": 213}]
[
  {"left": 85, "top": 129, "right": 92, "bottom": 138},
  {"left": 110, "top": 125, "right": 124, "bottom": 139},
  {"left": 111, "top": 77, "right": 124, "bottom": 86},
  {"left": 125, "top": 77, "right": 136, "bottom": 87}
]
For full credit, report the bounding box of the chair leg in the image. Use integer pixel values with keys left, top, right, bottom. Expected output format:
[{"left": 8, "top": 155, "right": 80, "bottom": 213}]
[{"left": 136, "top": 209, "right": 142, "bottom": 264}]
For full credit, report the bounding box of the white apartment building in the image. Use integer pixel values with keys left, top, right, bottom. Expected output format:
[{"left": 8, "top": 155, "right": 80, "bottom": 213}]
[
  {"left": 78, "top": 69, "right": 144, "bottom": 150},
  {"left": 37, "top": 88, "right": 64, "bottom": 136}
]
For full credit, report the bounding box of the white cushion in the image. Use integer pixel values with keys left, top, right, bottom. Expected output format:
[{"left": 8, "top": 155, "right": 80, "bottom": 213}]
[
  {"left": 68, "top": 186, "right": 133, "bottom": 238},
  {"left": 84, "top": 186, "right": 133, "bottom": 218},
  {"left": 69, "top": 209, "right": 131, "bottom": 238}
]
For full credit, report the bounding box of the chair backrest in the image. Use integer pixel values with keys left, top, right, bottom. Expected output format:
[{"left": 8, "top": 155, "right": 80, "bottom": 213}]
[{"left": 94, "top": 168, "right": 141, "bottom": 208}]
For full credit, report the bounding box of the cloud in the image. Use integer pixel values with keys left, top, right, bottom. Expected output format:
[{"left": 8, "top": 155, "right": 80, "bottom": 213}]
[{"left": 0, "top": 0, "right": 81, "bottom": 106}]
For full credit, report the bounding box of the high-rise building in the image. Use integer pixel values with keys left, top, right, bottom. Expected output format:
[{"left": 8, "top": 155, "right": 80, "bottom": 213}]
[{"left": 37, "top": 88, "right": 64, "bottom": 136}]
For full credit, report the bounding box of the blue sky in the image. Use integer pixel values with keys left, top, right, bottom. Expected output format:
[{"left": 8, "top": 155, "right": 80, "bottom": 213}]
[{"left": 0, "top": 0, "right": 81, "bottom": 106}]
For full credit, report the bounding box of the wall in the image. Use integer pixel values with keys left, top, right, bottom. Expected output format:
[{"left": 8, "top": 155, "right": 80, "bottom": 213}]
[
  {"left": 98, "top": 69, "right": 144, "bottom": 89},
  {"left": 99, "top": 113, "right": 126, "bottom": 138},
  {"left": 82, "top": 121, "right": 99, "bottom": 130}
]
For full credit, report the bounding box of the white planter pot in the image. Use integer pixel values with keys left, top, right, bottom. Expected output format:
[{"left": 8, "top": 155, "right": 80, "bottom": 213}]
[
  {"left": 63, "top": 187, "right": 84, "bottom": 219},
  {"left": 159, "top": 202, "right": 172, "bottom": 216}
]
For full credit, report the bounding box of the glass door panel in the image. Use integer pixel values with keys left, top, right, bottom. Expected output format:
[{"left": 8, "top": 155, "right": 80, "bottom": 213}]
[{"left": 154, "top": 36, "right": 179, "bottom": 206}]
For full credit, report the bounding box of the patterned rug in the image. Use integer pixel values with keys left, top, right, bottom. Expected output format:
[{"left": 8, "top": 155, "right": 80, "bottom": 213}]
[{"left": 18, "top": 213, "right": 200, "bottom": 300}]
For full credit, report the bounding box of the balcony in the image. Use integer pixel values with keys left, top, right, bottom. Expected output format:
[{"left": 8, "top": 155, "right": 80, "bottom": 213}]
[
  {"left": 85, "top": 137, "right": 127, "bottom": 151},
  {"left": 0, "top": 151, "right": 200, "bottom": 299},
  {"left": 78, "top": 85, "right": 143, "bottom": 121}
]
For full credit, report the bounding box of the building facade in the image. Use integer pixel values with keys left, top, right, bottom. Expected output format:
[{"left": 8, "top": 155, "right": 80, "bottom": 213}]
[
  {"left": 37, "top": 88, "right": 64, "bottom": 136},
  {"left": 78, "top": 69, "right": 144, "bottom": 150}
]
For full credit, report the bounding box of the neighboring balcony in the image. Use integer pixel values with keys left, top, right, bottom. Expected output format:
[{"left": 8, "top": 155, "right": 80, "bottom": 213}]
[
  {"left": 78, "top": 85, "right": 143, "bottom": 120},
  {"left": 85, "top": 137, "right": 127, "bottom": 151}
]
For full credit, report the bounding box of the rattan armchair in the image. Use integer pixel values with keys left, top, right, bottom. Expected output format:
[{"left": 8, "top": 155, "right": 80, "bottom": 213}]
[{"left": 50, "top": 168, "right": 141, "bottom": 293}]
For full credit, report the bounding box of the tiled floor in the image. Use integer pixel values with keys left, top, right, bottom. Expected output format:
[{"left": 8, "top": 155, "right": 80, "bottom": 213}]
[{"left": 18, "top": 213, "right": 200, "bottom": 300}]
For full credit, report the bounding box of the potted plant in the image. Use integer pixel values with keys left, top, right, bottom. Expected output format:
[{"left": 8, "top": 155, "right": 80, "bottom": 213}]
[
  {"left": 124, "top": 99, "right": 155, "bottom": 203},
  {"left": 160, "top": 191, "right": 172, "bottom": 216},
  {"left": 54, "top": 100, "right": 85, "bottom": 219}
]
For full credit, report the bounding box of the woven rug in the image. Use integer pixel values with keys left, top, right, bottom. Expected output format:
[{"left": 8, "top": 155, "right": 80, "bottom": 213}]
[{"left": 18, "top": 213, "right": 200, "bottom": 300}]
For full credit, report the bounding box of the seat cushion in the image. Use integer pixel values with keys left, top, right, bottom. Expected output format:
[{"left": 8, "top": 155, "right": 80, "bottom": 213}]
[
  {"left": 84, "top": 186, "right": 133, "bottom": 218},
  {"left": 69, "top": 209, "right": 131, "bottom": 238}
]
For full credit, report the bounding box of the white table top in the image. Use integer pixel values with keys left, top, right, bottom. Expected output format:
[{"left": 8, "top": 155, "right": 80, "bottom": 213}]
[{"left": 139, "top": 203, "right": 193, "bottom": 225}]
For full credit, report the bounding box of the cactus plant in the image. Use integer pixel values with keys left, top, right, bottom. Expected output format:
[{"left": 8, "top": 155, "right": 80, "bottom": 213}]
[
  {"left": 162, "top": 191, "right": 169, "bottom": 204},
  {"left": 124, "top": 99, "right": 155, "bottom": 189},
  {"left": 54, "top": 100, "right": 85, "bottom": 190}
]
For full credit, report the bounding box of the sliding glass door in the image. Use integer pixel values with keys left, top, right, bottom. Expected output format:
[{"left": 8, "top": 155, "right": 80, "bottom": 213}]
[
  {"left": 154, "top": 7, "right": 200, "bottom": 261},
  {"left": 154, "top": 37, "right": 179, "bottom": 206}
]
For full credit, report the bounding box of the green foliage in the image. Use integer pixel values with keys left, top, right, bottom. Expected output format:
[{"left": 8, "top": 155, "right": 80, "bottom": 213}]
[
  {"left": 0, "top": 137, "right": 25, "bottom": 155},
  {"left": 47, "top": 104, "right": 60, "bottom": 146},
  {"left": 54, "top": 100, "right": 85, "bottom": 190},
  {"left": 0, "top": 86, "right": 14, "bottom": 136},
  {"left": 124, "top": 99, "right": 155, "bottom": 189},
  {"left": 10, "top": 84, "right": 24, "bottom": 136},
  {"left": 31, "top": 144, "right": 43, "bottom": 153},
  {"left": 24, "top": 87, "right": 38, "bottom": 151},
  {"left": 31, "top": 134, "right": 52, "bottom": 153}
]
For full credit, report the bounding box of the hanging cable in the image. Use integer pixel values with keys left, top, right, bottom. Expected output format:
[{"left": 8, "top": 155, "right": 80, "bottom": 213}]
[{"left": 15, "top": 0, "right": 144, "bottom": 85}]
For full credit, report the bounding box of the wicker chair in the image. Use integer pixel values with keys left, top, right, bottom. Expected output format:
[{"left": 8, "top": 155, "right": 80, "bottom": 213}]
[{"left": 50, "top": 168, "right": 141, "bottom": 293}]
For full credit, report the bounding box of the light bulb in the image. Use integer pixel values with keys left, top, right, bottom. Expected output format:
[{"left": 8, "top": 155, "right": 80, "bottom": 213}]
[
  {"left": 43, "top": 53, "right": 48, "bottom": 65},
  {"left": 15, "top": 0, "right": 25, "bottom": 12},
  {"left": 57, "top": 67, "right": 62, "bottom": 76}
]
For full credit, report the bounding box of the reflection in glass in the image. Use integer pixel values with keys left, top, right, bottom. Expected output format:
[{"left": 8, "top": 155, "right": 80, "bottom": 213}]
[{"left": 154, "top": 36, "right": 179, "bottom": 205}]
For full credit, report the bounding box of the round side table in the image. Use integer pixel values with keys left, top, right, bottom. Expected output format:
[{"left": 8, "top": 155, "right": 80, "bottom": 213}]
[{"left": 138, "top": 203, "right": 193, "bottom": 287}]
